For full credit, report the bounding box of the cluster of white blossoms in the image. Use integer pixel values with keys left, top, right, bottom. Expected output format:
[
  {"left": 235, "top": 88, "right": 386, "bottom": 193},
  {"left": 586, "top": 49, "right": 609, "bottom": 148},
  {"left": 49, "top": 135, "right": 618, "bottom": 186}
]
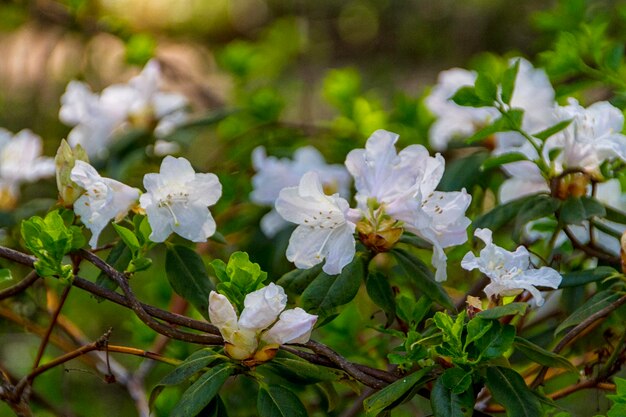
[
  {"left": 60, "top": 60, "right": 188, "bottom": 159},
  {"left": 67, "top": 155, "right": 221, "bottom": 248},
  {"left": 271, "top": 130, "right": 471, "bottom": 280},
  {"left": 462, "top": 228, "right": 562, "bottom": 306},
  {"left": 0, "top": 129, "right": 55, "bottom": 208},
  {"left": 208, "top": 283, "right": 317, "bottom": 362},
  {"left": 250, "top": 146, "right": 350, "bottom": 238},
  {"left": 426, "top": 58, "right": 556, "bottom": 152}
]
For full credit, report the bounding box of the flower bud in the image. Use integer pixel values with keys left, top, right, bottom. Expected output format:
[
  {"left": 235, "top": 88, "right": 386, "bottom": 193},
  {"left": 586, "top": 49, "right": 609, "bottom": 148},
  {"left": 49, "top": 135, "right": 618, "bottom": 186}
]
[
  {"left": 55, "top": 139, "right": 89, "bottom": 207},
  {"left": 238, "top": 283, "right": 287, "bottom": 331}
]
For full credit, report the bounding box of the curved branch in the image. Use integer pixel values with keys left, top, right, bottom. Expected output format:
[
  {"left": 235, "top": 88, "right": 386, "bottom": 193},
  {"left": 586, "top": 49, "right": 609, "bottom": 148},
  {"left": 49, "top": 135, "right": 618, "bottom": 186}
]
[{"left": 0, "top": 271, "right": 40, "bottom": 300}]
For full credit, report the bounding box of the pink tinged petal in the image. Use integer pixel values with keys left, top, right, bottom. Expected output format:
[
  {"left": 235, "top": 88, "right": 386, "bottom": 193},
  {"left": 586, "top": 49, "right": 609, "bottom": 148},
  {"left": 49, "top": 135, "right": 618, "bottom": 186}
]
[
  {"left": 262, "top": 308, "right": 318, "bottom": 345},
  {"left": 238, "top": 283, "right": 287, "bottom": 331}
]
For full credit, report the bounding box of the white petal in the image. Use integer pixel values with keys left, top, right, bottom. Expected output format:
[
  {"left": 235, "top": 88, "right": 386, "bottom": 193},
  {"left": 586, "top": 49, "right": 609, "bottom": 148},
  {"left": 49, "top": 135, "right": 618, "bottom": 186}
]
[
  {"left": 208, "top": 291, "right": 239, "bottom": 343},
  {"left": 262, "top": 308, "right": 317, "bottom": 345},
  {"left": 238, "top": 283, "right": 287, "bottom": 331}
]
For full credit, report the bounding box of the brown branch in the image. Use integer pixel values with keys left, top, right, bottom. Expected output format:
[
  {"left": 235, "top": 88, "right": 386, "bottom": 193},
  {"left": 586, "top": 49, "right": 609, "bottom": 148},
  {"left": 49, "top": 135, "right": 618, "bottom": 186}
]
[
  {"left": 531, "top": 293, "right": 626, "bottom": 388},
  {"left": 15, "top": 329, "right": 113, "bottom": 399},
  {"left": 563, "top": 226, "right": 620, "bottom": 264},
  {"left": 0, "top": 245, "right": 395, "bottom": 389},
  {"left": 0, "top": 271, "right": 40, "bottom": 300},
  {"left": 78, "top": 249, "right": 222, "bottom": 345},
  {"left": 302, "top": 340, "right": 389, "bottom": 389}
]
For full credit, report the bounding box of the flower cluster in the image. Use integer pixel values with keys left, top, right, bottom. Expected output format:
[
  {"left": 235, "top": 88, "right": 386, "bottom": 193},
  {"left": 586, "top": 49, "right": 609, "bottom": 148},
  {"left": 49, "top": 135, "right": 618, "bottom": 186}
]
[
  {"left": 60, "top": 60, "right": 188, "bottom": 159},
  {"left": 251, "top": 146, "right": 350, "bottom": 238},
  {"left": 461, "top": 228, "right": 562, "bottom": 306},
  {"left": 0, "top": 129, "right": 54, "bottom": 209},
  {"left": 208, "top": 283, "right": 317, "bottom": 363},
  {"left": 273, "top": 130, "right": 472, "bottom": 280},
  {"left": 67, "top": 155, "right": 221, "bottom": 247}
]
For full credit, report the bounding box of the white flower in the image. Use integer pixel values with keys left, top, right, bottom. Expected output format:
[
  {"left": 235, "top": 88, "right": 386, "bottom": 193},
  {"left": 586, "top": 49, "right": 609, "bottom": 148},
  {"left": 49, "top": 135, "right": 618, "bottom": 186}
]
[
  {"left": 208, "top": 283, "right": 317, "bottom": 361},
  {"left": 140, "top": 156, "right": 221, "bottom": 243},
  {"left": 71, "top": 161, "right": 140, "bottom": 248},
  {"left": 60, "top": 60, "right": 189, "bottom": 158},
  {"left": 461, "top": 228, "right": 562, "bottom": 306},
  {"left": 275, "top": 171, "right": 356, "bottom": 275},
  {"left": 251, "top": 146, "right": 351, "bottom": 237},
  {"left": 498, "top": 98, "right": 626, "bottom": 203},
  {"left": 546, "top": 98, "right": 626, "bottom": 175},
  {"left": 0, "top": 129, "right": 54, "bottom": 207},
  {"left": 425, "top": 69, "right": 498, "bottom": 151},
  {"left": 426, "top": 59, "right": 556, "bottom": 152},
  {"left": 346, "top": 130, "right": 471, "bottom": 281}
]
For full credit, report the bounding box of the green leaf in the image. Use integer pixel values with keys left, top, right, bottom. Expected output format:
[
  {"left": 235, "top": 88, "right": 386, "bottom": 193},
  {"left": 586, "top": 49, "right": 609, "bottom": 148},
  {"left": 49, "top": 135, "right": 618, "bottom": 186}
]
[
  {"left": 465, "top": 118, "right": 506, "bottom": 144},
  {"left": 451, "top": 86, "right": 486, "bottom": 107},
  {"left": 532, "top": 119, "right": 572, "bottom": 141},
  {"left": 149, "top": 349, "right": 224, "bottom": 409},
  {"left": 112, "top": 223, "right": 140, "bottom": 251},
  {"left": 392, "top": 249, "right": 455, "bottom": 311},
  {"left": 440, "top": 367, "right": 473, "bottom": 394},
  {"left": 363, "top": 367, "right": 432, "bottom": 417},
  {"left": 500, "top": 59, "right": 520, "bottom": 105},
  {"left": 202, "top": 395, "right": 229, "bottom": 417},
  {"left": 437, "top": 152, "right": 489, "bottom": 191},
  {"left": 513, "top": 195, "right": 561, "bottom": 241},
  {"left": 160, "top": 349, "right": 223, "bottom": 386},
  {"left": 475, "top": 72, "right": 497, "bottom": 103},
  {"left": 301, "top": 255, "right": 365, "bottom": 320},
  {"left": 476, "top": 303, "right": 529, "bottom": 319},
  {"left": 465, "top": 318, "right": 493, "bottom": 350},
  {"left": 603, "top": 204, "right": 626, "bottom": 225},
  {"left": 257, "top": 385, "right": 308, "bottom": 417},
  {"left": 480, "top": 152, "right": 528, "bottom": 171},
  {"left": 513, "top": 337, "right": 576, "bottom": 372},
  {"left": 473, "top": 322, "right": 515, "bottom": 360},
  {"left": 559, "top": 267, "right": 618, "bottom": 288},
  {"left": 171, "top": 363, "right": 234, "bottom": 417},
  {"left": 473, "top": 194, "right": 536, "bottom": 231},
  {"left": 396, "top": 295, "right": 431, "bottom": 328},
  {"left": 276, "top": 264, "right": 323, "bottom": 297},
  {"left": 555, "top": 290, "right": 621, "bottom": 336},
  {"left": 430, "top": 377, "right": 474, "bottom": 417},
  {"left": 560, "top": 196, "right": 606, "bottom": 225},
  {"left": 165, "top": 245, "right": 215, "bottom": 319},
  {"left": 128, "top": 256, "right": 152, "bottom": 273},
  {"left": 366, "top": 271, "right": 396, "bottom": 327},
  {"left": 268, "top": 356, "right": 345, "bottom": 385},
  {"left": 484, "top": 367, "right": 542, "bottom": 417},
  {"left": 210, "top": 252, "right": 267, "bottom": 310}
]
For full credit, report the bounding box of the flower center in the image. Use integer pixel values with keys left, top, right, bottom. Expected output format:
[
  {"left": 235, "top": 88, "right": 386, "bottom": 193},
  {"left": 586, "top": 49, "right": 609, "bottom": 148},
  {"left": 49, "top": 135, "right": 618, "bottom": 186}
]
[{"left": 158, "top": 191, "right": 190, "bottom": 226}]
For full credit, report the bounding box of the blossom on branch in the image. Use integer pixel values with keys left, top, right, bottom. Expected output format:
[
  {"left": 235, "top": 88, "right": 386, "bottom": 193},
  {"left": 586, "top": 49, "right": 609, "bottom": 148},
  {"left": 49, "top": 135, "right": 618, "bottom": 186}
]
[
  {"left": 251, "top": 146, "right": 350, "bottom": 237},
  {"left": 140, "top": 156, "right": 222, "bottom": 243},
  {"left": 275, "top": 171, "right": 356, "bottom": 275},
  {"left": 461, "top": 228, "right": 561, "bottom": 306},
  {"left": 346, "top": 129, "right": 471, "bottom": 281},
  {"left": 0, "top": 129, "right": 54, "bottom": 209},
  {"left": 71, "top": 161, "right": 140, "bottom": 248},
  {"left": 60, "top": 60, "right": 188, "bottom": 159},
  {"left": 208, "top": 283, "right": 317, "bottom": 362}
]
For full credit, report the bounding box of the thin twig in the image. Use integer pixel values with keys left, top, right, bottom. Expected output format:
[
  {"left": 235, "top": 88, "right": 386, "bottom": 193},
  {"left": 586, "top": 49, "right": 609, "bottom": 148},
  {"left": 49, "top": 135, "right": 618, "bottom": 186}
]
[
  {"left": 0, "top": 271, "right": 40, "bottom": 300},
  {"left": 531, "top": 293, "right": 626, "bottom": 388},
  {"left": 563, "top": 226, "right": 620, "bottom": 264},
  {"left": 32, "top": 285, "right": 72, "bottom": 369}
]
